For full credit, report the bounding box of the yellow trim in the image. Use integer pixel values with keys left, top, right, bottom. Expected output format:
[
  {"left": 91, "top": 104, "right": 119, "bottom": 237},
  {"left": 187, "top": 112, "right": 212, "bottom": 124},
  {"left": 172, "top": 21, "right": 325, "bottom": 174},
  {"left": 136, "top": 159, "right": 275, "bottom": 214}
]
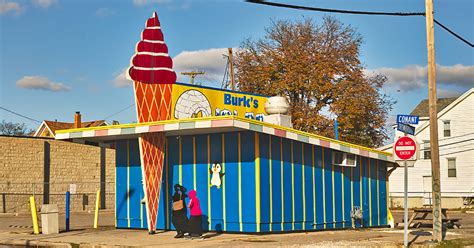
[
  {"left": 140, "top": 199, "right": 143, "bottom": 229},
  {"left": 222, "top": 134, "right": 227, "bottom": 231},
  {"left": 269, "top": 135, "right": 273, "bottom": 232},
  {"left": 115, "top": 147, "right": 117, "bottom": 228},
  {"left": 376, "top": 160, "right": 380, "bottom": 226},
  {"left": 238, "top": 133, "right": 243, "bottom": 232},
  {"left": 193, "top": 137, "right": 196, "bottom": 191},
  {"left": 368, "top": 159, "right": 372, "bottom": 226},
  {"left": 165, "top": 139, "right": 169, "bottom": 229},
  {"left": 360, "top": 156, "right": 363, "bottom": 210},
  {"left": 179, "top": 137, "right": 183, "bottom": 185},
  {"left": 351, "top": 167, "right": 354, "bottom": 228},
  {"left": 342, "top": 167, "right": 345, "bottom": 228},
  {"left": 280, "top": 138, "right": 284, "bottom": 231},
  {"left": 56, "top": 115, "right": 391, "bottom": 157},
  {"left": 332, "top": 164, "right": 335, "bottom": 228},
  {"left": 255, "top": 133, "right": 261, "bottom": 232},
  {"left": 291, "top": 141, "right": 295, "bottom": 231},
  {"left": 312, "top": 145, "right": 316, "bottom": 229},
  {"left": 207, "top": 135, "right": 211, "bottom": 230},
  {"left": 127, "top": 140, "right": 130, "bottom": 228},
  {"left": 302, "top": 143, "right": 306, "bottom": 230},
  {"left": 322, "top": 148, "right": 326, "bottom": 229},
  {"left": 386, "top": 165, "right": 390, "bottom": 227}
]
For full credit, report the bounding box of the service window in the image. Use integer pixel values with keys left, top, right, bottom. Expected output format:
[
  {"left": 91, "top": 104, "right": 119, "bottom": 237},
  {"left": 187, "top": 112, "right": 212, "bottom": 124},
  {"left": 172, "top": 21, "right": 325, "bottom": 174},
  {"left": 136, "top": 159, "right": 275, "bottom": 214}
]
[{"left": 332, "top": 152, "right": 357, "bottom": 167}]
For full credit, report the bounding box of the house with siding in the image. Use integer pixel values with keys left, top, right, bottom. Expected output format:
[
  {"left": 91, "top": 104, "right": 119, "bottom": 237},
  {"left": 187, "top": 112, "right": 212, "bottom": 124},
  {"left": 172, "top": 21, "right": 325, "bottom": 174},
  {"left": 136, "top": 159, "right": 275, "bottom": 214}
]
[{"left": 381, "top": 88, "right": 474, "bottom": 209}]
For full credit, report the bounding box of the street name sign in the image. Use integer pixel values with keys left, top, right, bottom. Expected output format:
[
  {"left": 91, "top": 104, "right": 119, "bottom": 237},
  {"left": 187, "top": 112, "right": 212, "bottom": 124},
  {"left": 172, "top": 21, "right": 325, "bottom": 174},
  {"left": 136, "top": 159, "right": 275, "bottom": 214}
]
[
  {"left": 397, "top": 123, "right": 415, "bottom": 135},
  {"left": 397, "top": 114, "right": 419, "bottom": 125},
  {"left": 394, "top": 136, "right": 417, "bottom": 161}
]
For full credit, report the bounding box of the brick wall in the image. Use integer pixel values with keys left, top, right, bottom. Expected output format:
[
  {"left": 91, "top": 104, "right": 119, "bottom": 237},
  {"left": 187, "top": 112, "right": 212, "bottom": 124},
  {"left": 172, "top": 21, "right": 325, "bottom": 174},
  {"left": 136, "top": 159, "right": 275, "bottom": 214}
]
[{"left": 0, "top": 136, "right": 115, "bottom": 213}]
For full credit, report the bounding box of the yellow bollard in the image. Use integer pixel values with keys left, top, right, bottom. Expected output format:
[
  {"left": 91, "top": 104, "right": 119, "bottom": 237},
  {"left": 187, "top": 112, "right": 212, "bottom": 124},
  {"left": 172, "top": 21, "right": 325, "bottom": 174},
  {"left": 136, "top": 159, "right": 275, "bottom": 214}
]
[
  {"left": 94, "top": 189, "right": 100, "bottom": 229},
  {"left": 29, "top": 196, "right": 40, "bottom": 234}
]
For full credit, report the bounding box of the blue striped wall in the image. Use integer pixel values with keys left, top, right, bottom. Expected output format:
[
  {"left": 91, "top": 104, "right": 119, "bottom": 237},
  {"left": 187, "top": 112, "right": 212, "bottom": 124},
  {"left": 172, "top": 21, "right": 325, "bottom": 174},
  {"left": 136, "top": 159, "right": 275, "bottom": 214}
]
[{"left": 115, "top": 131, "right": 388, "bottom": 232}]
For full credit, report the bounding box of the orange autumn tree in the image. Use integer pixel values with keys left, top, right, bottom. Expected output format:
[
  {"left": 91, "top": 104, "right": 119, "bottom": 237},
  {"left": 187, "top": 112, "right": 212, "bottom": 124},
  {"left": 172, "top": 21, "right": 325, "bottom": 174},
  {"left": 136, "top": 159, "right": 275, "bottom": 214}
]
[{"left": 235, "top": 17, "right": 394, "bottom": 148}]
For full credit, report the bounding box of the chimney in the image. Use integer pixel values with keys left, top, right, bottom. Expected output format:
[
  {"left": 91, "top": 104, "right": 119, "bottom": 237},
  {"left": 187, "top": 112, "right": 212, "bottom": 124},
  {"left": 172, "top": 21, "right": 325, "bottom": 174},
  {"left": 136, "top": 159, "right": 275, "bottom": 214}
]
[{"left": 74, "top": 111, "right": 81, "bottom": 128}]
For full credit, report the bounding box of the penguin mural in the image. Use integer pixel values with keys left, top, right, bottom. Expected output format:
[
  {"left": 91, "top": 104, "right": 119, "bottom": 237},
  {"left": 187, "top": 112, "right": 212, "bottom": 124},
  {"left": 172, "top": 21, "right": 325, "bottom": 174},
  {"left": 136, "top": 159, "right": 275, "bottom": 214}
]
[{"left": 209, "top": 161, "right": 225, "bottom": 189}]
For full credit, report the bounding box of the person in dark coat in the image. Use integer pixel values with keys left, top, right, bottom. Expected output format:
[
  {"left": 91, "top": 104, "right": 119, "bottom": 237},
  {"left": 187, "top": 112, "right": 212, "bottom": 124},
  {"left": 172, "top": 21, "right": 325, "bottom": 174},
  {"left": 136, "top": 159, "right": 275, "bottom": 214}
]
[
  {"left": 186, "top": 189, "right": 203, "bottom": 239},
  {"left": 171, "top": 184, "right": 188, "bottom": 238}
]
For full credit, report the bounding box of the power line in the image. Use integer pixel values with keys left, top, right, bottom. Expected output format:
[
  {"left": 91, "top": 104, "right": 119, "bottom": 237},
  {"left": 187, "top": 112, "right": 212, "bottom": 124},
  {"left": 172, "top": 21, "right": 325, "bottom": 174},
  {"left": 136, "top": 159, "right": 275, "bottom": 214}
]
[
  {"left": 433, "top": 19, "right": 473, "bottom": 47},
  {"left": 103, "top": 103, "right": 135, "bottom": 120},
  {"left": 0, "top": 106, "right": 41, "bottom": 124},
  {"left": 246, "top": 0, "right": 473, "bottom": 48},
  {"left": 246, "top": 0, "right": 425, "bottom": 16}
]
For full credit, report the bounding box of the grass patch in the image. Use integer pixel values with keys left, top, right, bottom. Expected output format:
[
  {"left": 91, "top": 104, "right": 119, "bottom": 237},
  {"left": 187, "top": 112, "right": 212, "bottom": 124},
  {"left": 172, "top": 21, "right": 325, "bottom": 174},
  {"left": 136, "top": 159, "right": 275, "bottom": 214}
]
[{"left": 437, "top": 238, "right": 474, "bottom": 248}]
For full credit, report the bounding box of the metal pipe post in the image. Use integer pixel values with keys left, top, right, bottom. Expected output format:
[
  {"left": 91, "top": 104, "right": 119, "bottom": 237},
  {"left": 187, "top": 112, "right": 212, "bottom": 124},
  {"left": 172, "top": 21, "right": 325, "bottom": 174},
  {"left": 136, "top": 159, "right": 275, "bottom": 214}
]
[
  {"left": 404, "top": 160, "right": 408, "bottom": 247},
  {"left": 94, "top": 189, "right": 100, "bottom": 229},
  {"left": 66, "top": 191, "right": 70, "bottom": 231},
  {"left": 29, "top": 196, "right": 40, "bottom": 234}
]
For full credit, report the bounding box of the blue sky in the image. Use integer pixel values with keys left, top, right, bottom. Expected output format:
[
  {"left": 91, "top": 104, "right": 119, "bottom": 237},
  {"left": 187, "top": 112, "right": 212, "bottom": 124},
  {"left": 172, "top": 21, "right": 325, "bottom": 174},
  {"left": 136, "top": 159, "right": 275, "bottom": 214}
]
[{"left": 1, "top": 0, "right": 473, "bottom": 137}]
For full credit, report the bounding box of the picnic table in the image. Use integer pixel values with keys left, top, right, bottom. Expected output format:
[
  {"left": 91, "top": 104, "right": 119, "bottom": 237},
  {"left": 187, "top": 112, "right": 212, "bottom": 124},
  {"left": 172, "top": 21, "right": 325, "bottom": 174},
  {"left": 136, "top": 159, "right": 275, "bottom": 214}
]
[{"left": 407, "top": 208, "right": 461, "bottom": 229}]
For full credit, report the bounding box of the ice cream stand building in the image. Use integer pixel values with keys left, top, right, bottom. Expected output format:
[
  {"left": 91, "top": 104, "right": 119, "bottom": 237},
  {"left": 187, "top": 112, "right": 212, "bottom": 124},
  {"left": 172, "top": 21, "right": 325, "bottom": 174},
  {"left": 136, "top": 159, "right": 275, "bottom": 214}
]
[{"left": 55, "top": 12, "right": 395, "bottom": 233}]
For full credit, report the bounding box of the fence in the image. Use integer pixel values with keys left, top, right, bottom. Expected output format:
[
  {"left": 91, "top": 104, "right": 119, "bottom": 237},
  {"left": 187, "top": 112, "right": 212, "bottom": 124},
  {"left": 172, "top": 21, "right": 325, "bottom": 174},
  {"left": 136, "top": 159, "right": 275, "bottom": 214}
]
[{"left": 0, "top": 182, "right": 115, "bottom": 214}]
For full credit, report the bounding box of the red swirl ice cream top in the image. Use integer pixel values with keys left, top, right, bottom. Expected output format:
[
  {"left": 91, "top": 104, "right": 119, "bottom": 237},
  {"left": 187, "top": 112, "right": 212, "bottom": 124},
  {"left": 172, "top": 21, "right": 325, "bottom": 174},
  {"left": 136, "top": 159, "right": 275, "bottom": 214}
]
[{"left": 128, "top": 12, "right": 176, "bottom": 84}]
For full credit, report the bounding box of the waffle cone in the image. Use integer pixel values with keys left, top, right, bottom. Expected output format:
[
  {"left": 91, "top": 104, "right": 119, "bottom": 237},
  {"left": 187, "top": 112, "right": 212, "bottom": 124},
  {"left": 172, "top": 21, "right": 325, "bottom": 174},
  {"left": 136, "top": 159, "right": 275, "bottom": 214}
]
[
  {"left": 133, "top": 81, "right": 172, "bottom": 232},
  {"left": 133, "top": 81, "right": 172, "bottom": 123}
]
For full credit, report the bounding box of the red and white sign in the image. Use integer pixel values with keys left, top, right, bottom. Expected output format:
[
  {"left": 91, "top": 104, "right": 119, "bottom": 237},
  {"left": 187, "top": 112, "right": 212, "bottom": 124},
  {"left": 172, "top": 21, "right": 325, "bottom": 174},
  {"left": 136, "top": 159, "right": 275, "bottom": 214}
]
[{"left": 394, "top": 136, "right": 417, "bottom": 161}]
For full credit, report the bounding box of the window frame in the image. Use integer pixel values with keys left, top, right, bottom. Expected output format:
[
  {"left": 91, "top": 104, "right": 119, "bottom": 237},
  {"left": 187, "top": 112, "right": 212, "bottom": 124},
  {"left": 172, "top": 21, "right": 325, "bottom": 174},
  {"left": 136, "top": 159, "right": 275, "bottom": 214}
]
[
  {"left": 443, "top": 120, "right": 451, "bottom": 137},
  {"left": 423, "top": 140, "right": 431, "bottom": 160},
  {"left": 447, "top": 157, "right": 456, "bottom": 178}
]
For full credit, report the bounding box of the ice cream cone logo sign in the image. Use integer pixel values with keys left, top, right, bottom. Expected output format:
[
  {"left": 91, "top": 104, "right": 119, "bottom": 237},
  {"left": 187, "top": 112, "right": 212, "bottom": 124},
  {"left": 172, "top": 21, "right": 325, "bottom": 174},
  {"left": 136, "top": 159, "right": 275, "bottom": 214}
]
[{"left": 127, "top": 12, "right": 176, "bottom": 233}]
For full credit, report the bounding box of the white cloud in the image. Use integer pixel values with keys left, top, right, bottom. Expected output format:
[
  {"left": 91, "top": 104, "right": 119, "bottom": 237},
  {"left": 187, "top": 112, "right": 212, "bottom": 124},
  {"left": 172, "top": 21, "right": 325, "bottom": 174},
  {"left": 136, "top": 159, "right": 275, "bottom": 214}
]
[
  {"left": 437, "top": 88, "right": 462, "bottom": 98},
  {"left": 0, "top": 0, "right": 22, "bottom": 15},
  {"left": 16, "top": 76, "right": 71, "bottom": 91},
  {"left": 132, "top": 0, "right": 170, "bottom": 6},
  {"left": 368, "top": 64, "right": 474, "bottom": 92},
  {"left": 173, "top": 48, "right": 229, "bottom": 84},
  {"left": 95, "top": 7, "right": 116, "bottom": 17},
  {"left": 32, "top": 0, "right": 56, "bottom": 8},
  {"left": 113, "top": 68, "right": 133, "bottom": 88}
]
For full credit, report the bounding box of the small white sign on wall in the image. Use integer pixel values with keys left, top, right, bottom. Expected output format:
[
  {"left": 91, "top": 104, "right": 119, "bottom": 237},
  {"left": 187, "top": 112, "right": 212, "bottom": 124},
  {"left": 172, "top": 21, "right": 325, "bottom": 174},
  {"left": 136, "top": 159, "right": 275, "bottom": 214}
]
[{"left": 69, "top": 184, "right": 77, "bottom": 194}]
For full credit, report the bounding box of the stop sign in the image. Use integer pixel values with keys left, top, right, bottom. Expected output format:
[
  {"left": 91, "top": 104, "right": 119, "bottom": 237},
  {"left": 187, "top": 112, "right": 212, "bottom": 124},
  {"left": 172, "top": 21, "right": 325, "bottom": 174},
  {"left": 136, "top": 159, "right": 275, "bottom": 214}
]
[{"left": 394, "top": 136, "right": 417, "bottom": 160}]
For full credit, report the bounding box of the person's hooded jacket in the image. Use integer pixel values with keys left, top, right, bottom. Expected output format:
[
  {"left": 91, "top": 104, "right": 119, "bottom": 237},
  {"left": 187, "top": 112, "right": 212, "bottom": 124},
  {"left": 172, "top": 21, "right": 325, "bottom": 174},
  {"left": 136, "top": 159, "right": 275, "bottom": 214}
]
[{"left": 188, "top": 190, "right": 202, "bottom": 216}]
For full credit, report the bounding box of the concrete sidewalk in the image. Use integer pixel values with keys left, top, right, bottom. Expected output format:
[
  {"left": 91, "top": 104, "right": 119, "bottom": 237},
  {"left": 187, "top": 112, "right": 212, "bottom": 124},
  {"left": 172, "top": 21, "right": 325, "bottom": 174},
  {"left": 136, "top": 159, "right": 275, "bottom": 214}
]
[{"left": 0, "top": 211, "right": 473, "bottom": 247}]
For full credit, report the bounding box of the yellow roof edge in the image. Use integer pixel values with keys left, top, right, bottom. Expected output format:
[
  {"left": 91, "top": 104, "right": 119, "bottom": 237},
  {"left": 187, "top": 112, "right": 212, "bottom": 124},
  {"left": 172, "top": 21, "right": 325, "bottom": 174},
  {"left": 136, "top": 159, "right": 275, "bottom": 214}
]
[{"left": 57, "top": 115, "right": 392, "bottom": 157}]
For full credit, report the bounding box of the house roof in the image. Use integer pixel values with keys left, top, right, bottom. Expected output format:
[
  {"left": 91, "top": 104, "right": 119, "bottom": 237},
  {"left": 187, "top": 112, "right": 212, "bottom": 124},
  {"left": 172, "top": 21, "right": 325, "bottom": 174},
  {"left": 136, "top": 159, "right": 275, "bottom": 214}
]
[
  {"left": 41, "top": 120, "right": 106, "bottom": 136},
  {"left": 410, "top": 97, "right": 458, "bottom": 117}
]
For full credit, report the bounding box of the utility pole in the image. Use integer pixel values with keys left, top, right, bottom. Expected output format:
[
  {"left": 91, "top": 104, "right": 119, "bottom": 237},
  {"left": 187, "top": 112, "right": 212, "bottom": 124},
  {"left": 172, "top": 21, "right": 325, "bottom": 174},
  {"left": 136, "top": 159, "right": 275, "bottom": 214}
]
[
  {"left": 425, "top": 0, "right": 443, "bottom": 242},
  {"left": 228, "top": 48, "right": 236, "bottom": 91},
  {"left": 181, "top": 71, "right": 205, "bottom": 85}
]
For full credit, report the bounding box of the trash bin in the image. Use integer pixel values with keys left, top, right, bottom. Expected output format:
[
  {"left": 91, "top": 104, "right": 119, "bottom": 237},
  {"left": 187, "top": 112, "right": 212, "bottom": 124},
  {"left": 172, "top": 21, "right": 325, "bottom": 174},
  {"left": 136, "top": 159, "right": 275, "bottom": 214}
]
[{"left": 41, "top": 204, "right": 59, "bottom": 234}]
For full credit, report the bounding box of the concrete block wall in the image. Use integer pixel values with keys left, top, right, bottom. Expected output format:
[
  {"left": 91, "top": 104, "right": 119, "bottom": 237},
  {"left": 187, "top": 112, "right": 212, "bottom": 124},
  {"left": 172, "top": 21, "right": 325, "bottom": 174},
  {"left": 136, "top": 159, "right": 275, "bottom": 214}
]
[{"left": 0, "top": 136, "right": 115, "bottom": 213}]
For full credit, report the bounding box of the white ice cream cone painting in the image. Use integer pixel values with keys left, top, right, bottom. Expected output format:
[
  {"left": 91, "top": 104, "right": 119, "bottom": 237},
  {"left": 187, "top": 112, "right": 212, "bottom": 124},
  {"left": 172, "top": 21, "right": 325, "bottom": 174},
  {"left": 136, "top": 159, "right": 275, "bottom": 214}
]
[{"left": 127, "top": 12, "right": 176, "bottom": 233}]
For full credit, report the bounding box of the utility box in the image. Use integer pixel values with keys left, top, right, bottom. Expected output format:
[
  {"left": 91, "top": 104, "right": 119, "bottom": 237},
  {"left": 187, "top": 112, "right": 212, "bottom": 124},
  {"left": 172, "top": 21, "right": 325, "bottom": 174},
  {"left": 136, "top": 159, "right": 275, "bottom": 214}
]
[{"left": 41, "top": 204, "right": 59, "bottom": 234}]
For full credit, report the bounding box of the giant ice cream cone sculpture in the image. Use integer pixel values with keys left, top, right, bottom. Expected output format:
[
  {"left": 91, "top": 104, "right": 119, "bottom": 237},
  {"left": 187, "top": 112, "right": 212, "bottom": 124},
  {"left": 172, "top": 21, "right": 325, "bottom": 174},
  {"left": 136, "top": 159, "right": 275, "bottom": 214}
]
[{"left": 127, "top": 12, "right": 176, "bottom": 233}]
